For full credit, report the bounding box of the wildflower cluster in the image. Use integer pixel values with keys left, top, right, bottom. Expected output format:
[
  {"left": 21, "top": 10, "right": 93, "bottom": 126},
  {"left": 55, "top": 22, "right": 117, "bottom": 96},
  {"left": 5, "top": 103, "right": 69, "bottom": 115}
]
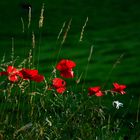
[
  {"left": 0, "top": 66, "right": 44, "bottom": 82},
  {"left": 52, "top": 59, "right": 127, "bottom": 96},
  {"left": 0, "top": 58, "right": 129, "bottom": 139},
  {"left": 88, "top": 82, "right": 126, "bottom": 97},
  {"left": 0, "top": 59, "right": 126, "bottom": 96}
]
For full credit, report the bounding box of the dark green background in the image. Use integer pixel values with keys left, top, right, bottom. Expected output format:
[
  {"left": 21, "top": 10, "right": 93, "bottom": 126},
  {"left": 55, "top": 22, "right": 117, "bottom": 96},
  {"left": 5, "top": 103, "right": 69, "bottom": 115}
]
[{"left": 0, "top": 0, "right": 140, "bottom": 98}]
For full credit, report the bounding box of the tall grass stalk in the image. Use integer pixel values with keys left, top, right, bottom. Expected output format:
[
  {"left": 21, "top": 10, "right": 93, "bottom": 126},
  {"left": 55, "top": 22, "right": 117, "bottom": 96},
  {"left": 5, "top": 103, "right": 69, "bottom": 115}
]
[
  {"left": 32, "top": 31, "right": 35, "bottom": 68},
  {"left": 61, "top": 19, "right": 72, "bottom": 46},
  {"left": 82, "top": 45, "right": 94, "bottom": 91},
  {"left": 79, "top": 17, "right": 88, "bottom": 42},
  {"left": 102, "top": 53, "right": 125, "bottom": 89},
  {"left": 39, "top": 3, "right": 45, "bottom": 29},
  {"left": 55, "top": 19, "right": 72, "bottom": 65},
  {"left": 28, "top": 6, "right": 32, "bottom": 29},
  {"left": 36, "top": 3, "right": 45, "bottom": 70},
  {"left": 21, "top": 17, "right": 25, "bottom": 33},
  {"left": 57, "top": 21, "right": 66, "bottom": 41},
  {"left": 11, "top": 37, "right": 15, "bottom": 64}
]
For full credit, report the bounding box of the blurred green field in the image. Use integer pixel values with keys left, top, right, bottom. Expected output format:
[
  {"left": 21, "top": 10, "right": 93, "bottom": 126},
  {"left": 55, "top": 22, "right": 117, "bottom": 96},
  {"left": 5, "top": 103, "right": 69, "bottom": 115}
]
[{"left": 0, "top": 0, "right": 140, "bottom": 122}]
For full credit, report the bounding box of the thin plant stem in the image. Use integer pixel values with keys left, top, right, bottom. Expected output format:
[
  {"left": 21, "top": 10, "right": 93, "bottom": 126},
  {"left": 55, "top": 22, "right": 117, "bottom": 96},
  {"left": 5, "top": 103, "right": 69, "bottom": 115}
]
[
  {"left": 102, "top": 53, "right": 125, "bottom": 89},
  {"left": 55, "top": 19, "right": 72, "bottom": 66},
  {"left": 11, "top": 37, "right": 14, "bottom": 64},
  {"left": 136, "top": 96, "right": 140, "bottom": 123},
  {"left": 57, "top": 21, "right": 66, "bottom": 41},
  {"left": 61, "top": 19, "right": 72, "bottom": 46},
  {"left": 32, "top": 31, "right": 35, "bottom": 68},
  {"left": 36, "top": 30, "right": 42, "bottom": 69},
  {"left": 36, "top": 5, "right": 44, "bottom": 69},
  {"left": 21, "top": 17, "right": 25, "bottom": 33},
  {"left": 82, "top": 45, "right": 94, "bottom": 92}
]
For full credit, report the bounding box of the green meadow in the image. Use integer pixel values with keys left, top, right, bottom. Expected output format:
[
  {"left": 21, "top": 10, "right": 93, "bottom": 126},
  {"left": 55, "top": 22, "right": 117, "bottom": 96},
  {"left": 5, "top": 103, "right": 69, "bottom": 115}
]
[{"left": 0, "top": 0, "right": 140, "bottom": 139}]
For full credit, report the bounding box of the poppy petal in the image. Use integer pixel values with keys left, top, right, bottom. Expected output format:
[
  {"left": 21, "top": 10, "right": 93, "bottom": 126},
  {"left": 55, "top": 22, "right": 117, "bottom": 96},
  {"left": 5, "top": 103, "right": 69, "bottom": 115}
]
[
  {"left": 31, "top": 74, "right": 44, "bottom": 82},
  {"left": 60, "top": 69, "right": 74, "bottom": 78},
  {"left": 56, "top": 59, "right": 76, "bottom": 71},
  {"left": 95, "top": 91, "right": 104, "bottom": 97},
  {"left": 56, "top": 87, "right": 66, "bottom": 94},
  {"left": 8, "top": 75, "right": 18, "bottom": 82}
]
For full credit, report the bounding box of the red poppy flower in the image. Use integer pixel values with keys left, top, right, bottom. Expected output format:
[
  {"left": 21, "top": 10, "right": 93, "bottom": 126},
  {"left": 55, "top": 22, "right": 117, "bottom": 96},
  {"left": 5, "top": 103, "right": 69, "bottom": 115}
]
[
  {"left": 52, "top": 78, "right": 66, "bottom": 94},
  {"left": 56, "top": 59, "right": 76, "bottom": 78},
  {"left": 0, "top": 66, "right": 22, "bottom": 82},
  {"left": 20, "top": 68, "right": 44, "bottom": 82},
  {"left": 112, "top": 82, "right": 126, "bottom": 94},
  {"left": 88, "top": 86, "right": 104, "bottom": 97},
  {"left": 56, "top": 59, "right": 76, "bottom": 71}
]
